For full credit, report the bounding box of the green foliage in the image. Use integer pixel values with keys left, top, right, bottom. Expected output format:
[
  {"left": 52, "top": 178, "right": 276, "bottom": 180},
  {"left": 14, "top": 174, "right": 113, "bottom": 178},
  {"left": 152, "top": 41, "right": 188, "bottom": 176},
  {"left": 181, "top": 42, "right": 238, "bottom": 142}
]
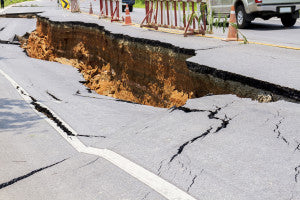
[
  {"left": 3, "top": 0, "right": 34, "bottom": 7},
  {"left": 204, "top": 4, "right": 228, "bottom": 34},
  {"left": 230, "top": 23, "right": 248, "bottom": 44},
  {"left": 134, "top": 0, "right": 145, "bottom": 8}
]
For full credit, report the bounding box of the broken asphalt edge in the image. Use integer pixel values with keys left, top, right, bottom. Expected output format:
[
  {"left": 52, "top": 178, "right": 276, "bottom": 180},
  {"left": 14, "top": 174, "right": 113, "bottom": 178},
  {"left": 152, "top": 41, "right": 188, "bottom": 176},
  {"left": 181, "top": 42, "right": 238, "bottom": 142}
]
[{"left": 1, "top": 11, "right": 299, "bottom": 103}]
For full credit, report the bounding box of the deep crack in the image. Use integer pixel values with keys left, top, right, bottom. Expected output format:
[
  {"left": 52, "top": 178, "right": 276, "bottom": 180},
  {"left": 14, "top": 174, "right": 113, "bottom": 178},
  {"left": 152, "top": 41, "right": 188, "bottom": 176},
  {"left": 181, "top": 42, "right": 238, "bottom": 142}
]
[
  {"left": 0, "top": 40, "right": 20, "bottom": 45},
  {"left": 15, "top": 86, "right": 75, "bottom": 136},
  {"left": 0, "top": 158, "right": 68, "bottom": 189},
  {"left": 208, "top": 107, "right": 221, "bottom": 119},
  {"left": 170, "top": 141, "right": 190, "bottom": 163},
  {"left": 169, "top": 103, "right": 235, "bottom": 163},
  {"left": 214, "top": 115, "right": 231, "bottom": 133},
  {"left": 31, "top": 101, "right": 75, "bottom": 136},
  {"left": 46, "top": 90, "right": 62, "bottom": 101},
  {"left": 16, "top": 85, "right": 106, "bottom": 140},
  {"left": 169, "top": 106, "right": 206, "bottom": 113},
  {"left": 87, "top": 88, "right": 92, "bottom": 93},
  {"left": 170, "top": 127, "right": 213, "bottom": 163}
]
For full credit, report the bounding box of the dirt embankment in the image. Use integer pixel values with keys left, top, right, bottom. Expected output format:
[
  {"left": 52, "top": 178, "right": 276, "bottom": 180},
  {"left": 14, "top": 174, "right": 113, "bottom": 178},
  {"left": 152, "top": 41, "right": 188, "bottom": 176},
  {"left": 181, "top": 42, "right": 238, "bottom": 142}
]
[
  {"left": 23, "top": 17, "right": 294, "bottom": 107},
  {"left": 23, "top": 17, "right": 221, "bottom": 108}
]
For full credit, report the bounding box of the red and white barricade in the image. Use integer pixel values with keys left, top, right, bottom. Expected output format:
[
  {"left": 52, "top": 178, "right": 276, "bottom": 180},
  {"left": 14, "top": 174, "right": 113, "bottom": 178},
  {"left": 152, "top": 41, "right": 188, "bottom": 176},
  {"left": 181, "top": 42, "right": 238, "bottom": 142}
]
[
  {"left": 99, "top": 0, "right": 122, "bottom": 22},
  {"left": 141, "top": 0, "right": 207, "bottom": 36}
]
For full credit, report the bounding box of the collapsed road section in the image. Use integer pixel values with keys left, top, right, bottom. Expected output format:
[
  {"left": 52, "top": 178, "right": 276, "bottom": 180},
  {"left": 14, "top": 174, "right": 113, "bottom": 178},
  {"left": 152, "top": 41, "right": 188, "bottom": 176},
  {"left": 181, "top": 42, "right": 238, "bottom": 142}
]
[{"left": 15, "top": 12, "right": 299, "bottom": 107}]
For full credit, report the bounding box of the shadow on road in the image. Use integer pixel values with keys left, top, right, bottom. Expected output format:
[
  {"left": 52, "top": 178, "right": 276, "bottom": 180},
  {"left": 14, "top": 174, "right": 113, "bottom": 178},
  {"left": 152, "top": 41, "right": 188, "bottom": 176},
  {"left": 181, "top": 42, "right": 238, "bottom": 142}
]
[
  {"left": 0, "top": 98, "right": 40, "bottom": 131},
  {"left": 245, "top": 22, "right": 300, "bottom": 31}
]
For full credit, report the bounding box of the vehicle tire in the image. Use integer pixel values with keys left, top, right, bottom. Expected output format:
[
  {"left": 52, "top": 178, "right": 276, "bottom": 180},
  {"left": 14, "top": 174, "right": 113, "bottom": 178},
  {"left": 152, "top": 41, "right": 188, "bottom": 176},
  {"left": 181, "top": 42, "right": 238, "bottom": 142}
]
[
  {"left": 129, "top": 5, "right": 133, "bottom": 12},
  {"left": 281, "top": 14, "right": 297, "bottom": 27},
  {"left": 236, "top": 5, "right": 250, "bottom": 29},
  {"left": 122, "top": 5, "right": 125, "bottom": 12}
]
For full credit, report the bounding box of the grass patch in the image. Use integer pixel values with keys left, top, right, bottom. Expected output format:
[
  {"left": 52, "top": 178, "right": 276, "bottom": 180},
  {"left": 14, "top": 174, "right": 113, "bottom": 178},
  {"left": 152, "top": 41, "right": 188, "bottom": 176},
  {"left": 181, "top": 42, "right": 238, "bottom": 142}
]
[
  {"left": 3, "top": 0, "right": 34, "bottom": 8},
  {"left": 133, "top": 0, "right": 145, "bottom": 8}
]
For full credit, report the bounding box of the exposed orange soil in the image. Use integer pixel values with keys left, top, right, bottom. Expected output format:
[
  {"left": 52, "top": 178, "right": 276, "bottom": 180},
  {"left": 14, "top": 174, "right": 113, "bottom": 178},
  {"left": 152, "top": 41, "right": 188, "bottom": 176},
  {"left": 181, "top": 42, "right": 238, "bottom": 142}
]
[{"left": 24, "top": 18, "right": 214, "bottom": 107}]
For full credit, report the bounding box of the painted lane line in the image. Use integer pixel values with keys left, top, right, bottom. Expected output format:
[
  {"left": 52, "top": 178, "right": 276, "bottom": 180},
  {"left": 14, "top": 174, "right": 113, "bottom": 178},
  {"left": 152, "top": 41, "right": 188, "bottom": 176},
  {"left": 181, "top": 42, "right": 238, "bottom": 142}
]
[
  {"left": 0, "top": 69, "right": 86, "bottom": 150},
  {"left": 0, "top": 68, "right": 197, "bottom": 200},
  {"left": 84, "top": 147, "right": 197, "bottom": 200},
  {"left": 0, "top": 69, "right": 79, "bottom": 137}
]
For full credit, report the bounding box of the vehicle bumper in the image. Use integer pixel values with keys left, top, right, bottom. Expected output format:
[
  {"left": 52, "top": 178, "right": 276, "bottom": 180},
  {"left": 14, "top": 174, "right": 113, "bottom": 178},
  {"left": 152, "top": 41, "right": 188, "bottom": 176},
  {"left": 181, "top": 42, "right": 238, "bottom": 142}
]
[{"left": 256, "top": 3, "right": 300, "bottom": 13}]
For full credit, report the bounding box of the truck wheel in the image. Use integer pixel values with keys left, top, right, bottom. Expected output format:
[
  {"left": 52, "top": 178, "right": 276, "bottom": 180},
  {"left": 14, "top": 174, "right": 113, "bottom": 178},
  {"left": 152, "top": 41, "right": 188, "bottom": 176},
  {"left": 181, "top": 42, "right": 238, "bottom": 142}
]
[
  {"left": 129, "top": 5, "right": 133, "bottom": 12},
  {"left": 281, "top": 14, "right": 297, "bottom": 27},
  {"left": 236, "top": 5, "right": 250, "bottom": 29}
]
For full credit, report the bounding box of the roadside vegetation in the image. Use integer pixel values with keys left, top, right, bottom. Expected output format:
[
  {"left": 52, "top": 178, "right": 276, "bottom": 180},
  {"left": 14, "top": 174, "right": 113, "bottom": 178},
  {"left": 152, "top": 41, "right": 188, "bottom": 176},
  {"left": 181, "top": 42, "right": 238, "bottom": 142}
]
[
  {"left": 3, "top": 0, "right": 34, "bottom": 7},
  {"left": 134, "top": 0, "right": 145, "bottom": 8}
]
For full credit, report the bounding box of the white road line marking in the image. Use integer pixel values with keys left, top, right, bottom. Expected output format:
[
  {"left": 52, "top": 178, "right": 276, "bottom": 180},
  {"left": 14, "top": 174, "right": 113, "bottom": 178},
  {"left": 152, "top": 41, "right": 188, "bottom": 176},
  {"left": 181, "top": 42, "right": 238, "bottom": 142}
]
[{"left": 0, "top": 68, "right": 197, "bottom": 200}]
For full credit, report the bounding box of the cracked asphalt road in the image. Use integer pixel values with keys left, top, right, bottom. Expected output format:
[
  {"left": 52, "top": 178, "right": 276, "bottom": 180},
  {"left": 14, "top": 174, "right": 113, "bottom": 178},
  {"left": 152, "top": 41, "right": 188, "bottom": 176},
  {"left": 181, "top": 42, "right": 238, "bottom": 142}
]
[
  {"left": 0, "top": 43, "right": 299, "bottom": 199},
  {"left": 0, "top": 71, "right": 165, "bottom": 200},
  {"left": 0, "top": 2, "right": 299, "bottom": 199}
]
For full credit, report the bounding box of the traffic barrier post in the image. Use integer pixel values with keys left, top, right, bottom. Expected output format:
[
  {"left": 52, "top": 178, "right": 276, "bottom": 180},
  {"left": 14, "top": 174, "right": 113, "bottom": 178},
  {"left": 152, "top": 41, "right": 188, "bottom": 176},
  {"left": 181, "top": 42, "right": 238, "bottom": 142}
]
[
  {"left": 99, "top": 0, "right": 122, "bottom": 22},
  {"left": 141, "top": 0, "right": 207, "bottom": 36},
  {"left": 70, "top": 0, "right": 80, "bottom": 12}
]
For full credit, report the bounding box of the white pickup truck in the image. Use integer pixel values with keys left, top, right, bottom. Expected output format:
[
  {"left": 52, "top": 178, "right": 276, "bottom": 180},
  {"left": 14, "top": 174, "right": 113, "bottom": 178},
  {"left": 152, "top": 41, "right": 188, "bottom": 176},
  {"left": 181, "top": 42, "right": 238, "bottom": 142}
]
[{"left": 209, "top": 0, "right": 300, "bottom": 28}]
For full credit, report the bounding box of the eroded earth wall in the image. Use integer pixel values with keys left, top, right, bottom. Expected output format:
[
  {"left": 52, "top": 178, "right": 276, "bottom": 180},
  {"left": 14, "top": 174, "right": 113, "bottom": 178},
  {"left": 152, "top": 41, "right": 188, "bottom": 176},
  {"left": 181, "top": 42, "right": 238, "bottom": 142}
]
[
  {"left": 24, "top": 17, "right": 295, "bottom": 108},
  {"left": 24, "top": 17, "right": 209, "bottom": 107}
]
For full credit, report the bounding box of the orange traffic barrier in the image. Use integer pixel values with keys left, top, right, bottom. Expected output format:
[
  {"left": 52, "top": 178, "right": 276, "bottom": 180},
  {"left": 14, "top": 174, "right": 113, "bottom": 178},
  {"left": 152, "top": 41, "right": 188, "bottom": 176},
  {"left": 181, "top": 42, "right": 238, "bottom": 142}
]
[
  {"left": 224, "top": 5, "right": 242, "bottom": 41},
  {"left": 89, "top": 2, "right": 93, "bottom": 14},
  {"left": 124, "top": 4, "right": 132, "bottom": 25}
]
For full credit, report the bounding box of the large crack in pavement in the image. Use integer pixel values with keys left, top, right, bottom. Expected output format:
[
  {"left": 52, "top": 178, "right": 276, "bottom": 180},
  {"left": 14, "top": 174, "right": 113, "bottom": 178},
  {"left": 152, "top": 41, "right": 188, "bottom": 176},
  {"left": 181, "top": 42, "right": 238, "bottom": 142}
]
[
  {"left": 156, "top": 102, "right": 236, "bottom": 192},
  {"left": 15, "top": 86, "right": 105, "bottom": 139},
  {"left": 0, "top": 40, "right": 20, "bottom": 45},
  {"left": 0, "top": 158, "right": 68, "bottom": 189},
  {"left": 31, "top": 101, "right": 75, "bottom": 136},
  {"left": 169, "top": 106, "right": 206, "bottom": 113},
  {"left": 169, "top": 127, "right": 213, "bottom": 163},
  {"left": 169, "top": 102, "right": 235, "bottom": 163}
]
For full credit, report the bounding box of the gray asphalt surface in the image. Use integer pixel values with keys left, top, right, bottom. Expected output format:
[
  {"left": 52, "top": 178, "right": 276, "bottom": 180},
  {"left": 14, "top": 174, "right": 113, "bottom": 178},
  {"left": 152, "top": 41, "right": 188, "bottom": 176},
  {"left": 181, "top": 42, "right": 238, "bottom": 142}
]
[
  {"left": 0, "top": 64, "right": 165, "bottom": 200},
  {"left": 212, "top": 18, "right": 300, "bottom": 48}
]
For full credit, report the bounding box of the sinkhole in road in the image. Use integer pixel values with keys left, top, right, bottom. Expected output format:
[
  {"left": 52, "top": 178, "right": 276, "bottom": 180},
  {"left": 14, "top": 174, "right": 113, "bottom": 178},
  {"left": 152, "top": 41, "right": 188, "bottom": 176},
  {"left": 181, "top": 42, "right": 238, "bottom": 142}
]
[{"left": 21, "top": 16, "right": 285, "bottom": 108}]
